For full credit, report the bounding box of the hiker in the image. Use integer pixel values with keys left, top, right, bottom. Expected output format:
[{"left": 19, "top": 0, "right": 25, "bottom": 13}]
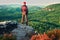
[{"left": 21, "top": 2, "right": 28, "bottom": 25}]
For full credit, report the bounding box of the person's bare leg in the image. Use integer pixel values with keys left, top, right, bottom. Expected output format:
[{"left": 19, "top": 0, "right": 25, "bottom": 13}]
[
  {"left": 21, "top": 15, "right": 25, "bottom": 24},
  {"left": 25, "top": 15, "right": 28, "bottom": 25}
]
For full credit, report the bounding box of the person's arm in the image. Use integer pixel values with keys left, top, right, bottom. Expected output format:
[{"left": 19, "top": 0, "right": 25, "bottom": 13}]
[
  {"left": 21, "top": 6, "right": 22, "bottom": 12},
  {"left": 26, "top": 6, "right": 28, "bottom": 14}
]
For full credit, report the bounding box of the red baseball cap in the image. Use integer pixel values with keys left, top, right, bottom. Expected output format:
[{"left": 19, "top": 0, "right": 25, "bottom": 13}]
[{"left": 23, "top": 2, "right": 26, "bottom": 4}]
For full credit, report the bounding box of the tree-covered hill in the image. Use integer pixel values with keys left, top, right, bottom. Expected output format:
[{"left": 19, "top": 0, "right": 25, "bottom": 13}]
[
  {"left": 0, "top": 4, "right": 60, "bottom": 33},
  {"left": 0, "top": 4, "right": 41, "bottom": 20},
  {"left": 44, "top": 4, "right": 60, "bottom": 25},
  {"left": 28, "top": 4, "right": 60, "bottom": 33}
]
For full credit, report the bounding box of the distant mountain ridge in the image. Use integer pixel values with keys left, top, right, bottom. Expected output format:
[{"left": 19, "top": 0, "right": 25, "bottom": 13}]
[{"left": 0, "top": 4, "right": 41, "bottom": 20}]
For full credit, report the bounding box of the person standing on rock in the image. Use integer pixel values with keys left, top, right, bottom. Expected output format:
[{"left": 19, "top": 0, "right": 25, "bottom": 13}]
[{"left": 21, "top": 2, "right": 28, "bottom": 25}]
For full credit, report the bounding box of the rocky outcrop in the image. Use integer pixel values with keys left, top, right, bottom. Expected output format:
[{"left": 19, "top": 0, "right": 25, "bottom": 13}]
[
  {"left": 0, "top": 21, "right": 17, "bottom": 34},
  {"left": 0, "top": 21, "right": 35, "bottom": 40},
  {"left": 12, "top": 23, "right": 35, "bottom": 40}
]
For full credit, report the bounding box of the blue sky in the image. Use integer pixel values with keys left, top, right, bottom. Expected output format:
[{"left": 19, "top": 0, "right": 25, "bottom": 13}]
[{"left": 0, "top": 0, "right": 60, "bottom": 6}]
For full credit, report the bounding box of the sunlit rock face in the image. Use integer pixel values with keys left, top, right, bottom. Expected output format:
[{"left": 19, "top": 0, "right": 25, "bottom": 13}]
[{"left": 12, "top": 24, "right": 35, "bottom": 40}]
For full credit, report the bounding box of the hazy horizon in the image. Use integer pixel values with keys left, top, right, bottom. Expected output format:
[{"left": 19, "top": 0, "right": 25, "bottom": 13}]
[{"left": 0, "top": 0, "right": 60, "bottom": 6}]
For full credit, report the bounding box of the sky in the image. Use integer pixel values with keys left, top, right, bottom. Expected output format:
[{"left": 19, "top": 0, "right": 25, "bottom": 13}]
[{"left": 0, "top": 0, "right": 60, "bottom": 6}]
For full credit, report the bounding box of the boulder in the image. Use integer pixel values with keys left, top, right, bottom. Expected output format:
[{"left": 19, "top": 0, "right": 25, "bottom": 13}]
[
  {"left": 12, "top": 23, "right": 35, "bottom": 40},
  {"left": 0, "top": 21, "right": 17, "bottom": 34}
]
